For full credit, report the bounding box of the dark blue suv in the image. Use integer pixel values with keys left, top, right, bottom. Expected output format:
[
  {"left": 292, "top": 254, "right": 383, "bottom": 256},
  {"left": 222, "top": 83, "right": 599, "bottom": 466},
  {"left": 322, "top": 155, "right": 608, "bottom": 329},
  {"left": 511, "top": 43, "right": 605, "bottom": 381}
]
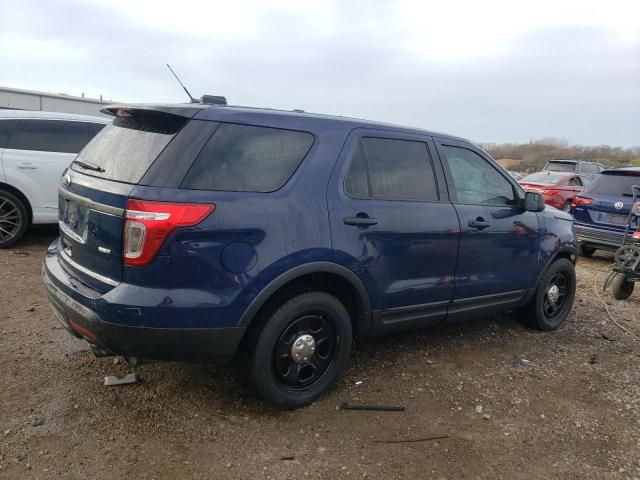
[
  {"left": 572, "top": 167, "right": 640, "bottom": 257},
  {"left": 43, "top": 104, "right": 577, "bottom": 408}
]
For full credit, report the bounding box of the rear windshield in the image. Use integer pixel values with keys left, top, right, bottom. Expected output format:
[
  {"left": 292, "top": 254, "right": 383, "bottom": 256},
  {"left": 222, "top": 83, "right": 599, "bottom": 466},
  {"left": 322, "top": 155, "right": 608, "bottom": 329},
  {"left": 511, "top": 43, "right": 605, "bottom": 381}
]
[
  {"left": 71, "top": 111, "right": 186, "bottom": 183},
  {"left": 545, "top": 161, "right": 576, "bottom": 172},
  {"left": 180, "top": 123, "right": 314, "bottom": 192},
  {"left": 584, "top": 172, "right": 640, "bottom": 197},
  {"left": 520, "top": 172, "right": 565, "bottom": 185}
]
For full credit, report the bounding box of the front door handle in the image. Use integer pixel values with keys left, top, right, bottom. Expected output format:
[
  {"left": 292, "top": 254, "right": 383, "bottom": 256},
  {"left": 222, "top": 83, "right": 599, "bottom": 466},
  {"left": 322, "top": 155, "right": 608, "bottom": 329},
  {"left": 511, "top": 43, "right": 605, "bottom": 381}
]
[
  {"left": 18, "top": 164, "right": 38, "bottom": 170},
  {"left": 344, "top": 215, "right": 378, "bottom": 227},
  {"left": 468, "top": 217, "right": 490, "bottom": 230}
]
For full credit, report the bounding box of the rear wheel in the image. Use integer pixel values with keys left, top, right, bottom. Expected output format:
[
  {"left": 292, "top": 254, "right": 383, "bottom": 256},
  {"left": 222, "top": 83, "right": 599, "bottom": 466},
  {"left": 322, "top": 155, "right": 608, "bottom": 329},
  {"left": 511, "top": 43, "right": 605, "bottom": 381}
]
[
  {"left": 611, "top": 274, "right": 634, "bottom": 300},
  {"left": 561, "top": 201, "right": 572, "bottom": 213},
  {"left": 0, "top": 190, "right": 29, "bottom": 248},
  {"left": 248, "top": 291, "right": 352, "bottom": 409},
  {"left": 520, "top": 258, "right": 576, "bottom": 330},
  {"left": 578, "top": 245, "right": 596, "bottom": 257}
]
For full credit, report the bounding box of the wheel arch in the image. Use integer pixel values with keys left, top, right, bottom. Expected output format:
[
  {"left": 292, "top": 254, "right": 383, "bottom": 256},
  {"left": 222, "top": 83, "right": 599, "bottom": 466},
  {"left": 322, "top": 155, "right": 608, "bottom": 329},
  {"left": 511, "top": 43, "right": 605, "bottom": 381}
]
[
  {"left": 238, "top": 262, "right": 372, "bottom": 339},
  {"left": 0, "top": 181, "right": 32, "bottom": 225},
  {"left": 521, "top": 246, "right": 578, "bottom": 306}
]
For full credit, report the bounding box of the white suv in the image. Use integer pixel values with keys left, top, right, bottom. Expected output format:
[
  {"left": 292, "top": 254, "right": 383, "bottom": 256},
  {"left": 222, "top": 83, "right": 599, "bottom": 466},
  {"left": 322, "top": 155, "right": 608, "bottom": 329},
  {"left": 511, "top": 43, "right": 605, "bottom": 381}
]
[{"left": 0, "top": 110, "right": 110, "bottom": 247}]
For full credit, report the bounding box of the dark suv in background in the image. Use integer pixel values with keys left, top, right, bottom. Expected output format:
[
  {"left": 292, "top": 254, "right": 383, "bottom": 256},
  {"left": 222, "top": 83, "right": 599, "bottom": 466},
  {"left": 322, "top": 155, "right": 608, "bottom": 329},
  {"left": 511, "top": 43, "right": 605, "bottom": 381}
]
[
  {"left": 543, "top": 159, "right": 605, "bottom": 179},
  {"left": 43, "top": 103, "right": 577, "bottom": 408},
  {"left": 572, "top": 167, "right": 640, "bottom": 256}
]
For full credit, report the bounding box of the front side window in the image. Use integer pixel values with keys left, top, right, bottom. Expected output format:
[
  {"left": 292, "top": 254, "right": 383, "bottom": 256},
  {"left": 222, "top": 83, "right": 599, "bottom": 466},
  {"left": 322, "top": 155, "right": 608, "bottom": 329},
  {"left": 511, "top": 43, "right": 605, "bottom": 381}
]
[
  {"left": 181, "top": 123, "right": 313, "bottom": 192},
  {"left": 0, "top": 119, "right": 16, "bottom": 148},
  {"left": 440, "top": 145, "right": 515, "bottom": 206},
  {"left": 8, "top": 120, "right": 91, "bottom": 154},
  {"left": 344, "top": 137, "right": 438, "bottom": 202}
]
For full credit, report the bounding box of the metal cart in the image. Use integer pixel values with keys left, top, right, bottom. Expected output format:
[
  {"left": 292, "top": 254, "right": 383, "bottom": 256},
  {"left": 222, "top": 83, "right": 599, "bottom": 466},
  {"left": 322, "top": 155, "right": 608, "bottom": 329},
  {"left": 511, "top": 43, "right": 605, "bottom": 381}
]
[{"left": 604, "top": 185, "right": 640, "bottom": 300}]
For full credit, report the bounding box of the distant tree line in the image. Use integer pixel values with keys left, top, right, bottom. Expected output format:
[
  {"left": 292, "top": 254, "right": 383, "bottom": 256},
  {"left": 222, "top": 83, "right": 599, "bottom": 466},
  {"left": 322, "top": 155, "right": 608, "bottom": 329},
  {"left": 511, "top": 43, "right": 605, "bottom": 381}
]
[{"left": 481, "top": 137, "right": 640, "bottom": 173}]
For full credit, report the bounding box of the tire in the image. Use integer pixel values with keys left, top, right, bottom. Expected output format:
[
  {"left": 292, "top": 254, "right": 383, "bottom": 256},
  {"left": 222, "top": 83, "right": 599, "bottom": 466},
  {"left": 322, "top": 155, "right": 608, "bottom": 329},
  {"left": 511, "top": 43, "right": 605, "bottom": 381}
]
[
  {"left": 520, "top": 258, "right": 576, "bottom": 331},
  {"left": 578, "top": 245, "right": 596, "bottom": 258},
  {"left": 0, "top": 190, "right": 29, "bottom": 249},
  {"left": 561, "top": 201, "right": 572, "bottom": 213},
  {"left": 248, "top": 291, "right": 352, "bottom": 409},
  {"left": 611, "top": 274, "right": 634, "bottom": 300}
]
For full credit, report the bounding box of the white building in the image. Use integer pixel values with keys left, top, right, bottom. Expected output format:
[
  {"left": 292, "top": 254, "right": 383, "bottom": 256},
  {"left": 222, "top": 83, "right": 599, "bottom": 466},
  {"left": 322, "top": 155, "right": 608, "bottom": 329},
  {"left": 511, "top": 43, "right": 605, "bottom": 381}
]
[{"left": 0, "top": 86, "right": 115, "bottom": 117}]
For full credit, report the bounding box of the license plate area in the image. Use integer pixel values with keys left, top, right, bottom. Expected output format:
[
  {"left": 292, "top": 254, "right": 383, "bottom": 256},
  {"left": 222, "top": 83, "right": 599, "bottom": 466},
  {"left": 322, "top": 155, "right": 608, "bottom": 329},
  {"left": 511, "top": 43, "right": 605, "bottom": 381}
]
[
  {"left": 60, "top": 198, "right": 88, "bottom": 243},
  {"left": 605, "top": 213, "right": 628, "bottom": 225}
]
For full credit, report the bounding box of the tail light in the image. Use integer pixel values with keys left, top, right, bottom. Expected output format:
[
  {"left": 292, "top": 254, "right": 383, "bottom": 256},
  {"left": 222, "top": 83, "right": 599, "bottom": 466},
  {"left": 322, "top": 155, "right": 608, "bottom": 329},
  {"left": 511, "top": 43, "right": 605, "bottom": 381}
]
[
  {"left": 541, "top": 189, "right": 559, "bottom": 196},
  {"left": 123, "top": 200, "right": 214, "bottom": 267},
  {"left": 572, "top": 196, "right": 593, "bottom": 207}
]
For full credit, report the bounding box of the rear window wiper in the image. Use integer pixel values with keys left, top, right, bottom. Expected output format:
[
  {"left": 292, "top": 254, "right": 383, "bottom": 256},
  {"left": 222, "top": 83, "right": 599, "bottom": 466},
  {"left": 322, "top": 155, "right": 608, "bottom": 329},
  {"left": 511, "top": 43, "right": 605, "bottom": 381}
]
[{"left": 72, "top": 159, "right": 105, "bottom": 173}]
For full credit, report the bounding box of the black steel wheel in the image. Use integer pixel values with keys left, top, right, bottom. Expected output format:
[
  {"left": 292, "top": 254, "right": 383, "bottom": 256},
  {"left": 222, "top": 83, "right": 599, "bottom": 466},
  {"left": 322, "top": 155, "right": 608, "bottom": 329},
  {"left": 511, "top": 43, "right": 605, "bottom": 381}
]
[
  {"left": 520, "top": 258, "right": 576, "bottom": 330},
  {"left": 249, "top": 291, "right": 352, "bottom": 409},
  {"left": 273, "top": 314, "right": 337, "bottom": 391},
  {"left": 0, "top": 190, "right": 29, "bottom": 248}
]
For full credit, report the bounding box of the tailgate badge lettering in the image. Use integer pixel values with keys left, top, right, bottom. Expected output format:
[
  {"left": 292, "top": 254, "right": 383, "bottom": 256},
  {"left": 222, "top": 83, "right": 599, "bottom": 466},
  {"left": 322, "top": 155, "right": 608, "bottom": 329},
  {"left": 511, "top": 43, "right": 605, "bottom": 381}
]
[
  {"left": 98, "top": 246, "right": 111, "bottom": 255},
  {"left": 614, "top": 201, "right": 624, "bottom": 210}
]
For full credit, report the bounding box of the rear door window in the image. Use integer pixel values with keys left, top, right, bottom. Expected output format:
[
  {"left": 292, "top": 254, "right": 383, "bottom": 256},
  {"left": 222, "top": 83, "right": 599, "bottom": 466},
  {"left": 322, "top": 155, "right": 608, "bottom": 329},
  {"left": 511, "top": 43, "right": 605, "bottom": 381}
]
[
  {"left": 181, "top": 123, "right": 314, "bottom": 192},
  {"left": 0, "top": 119, "right": 16, "bottom": 148},
  {"left": 344, "top": 137, "right": 438, "bottom": 201},
  {"left": 440, "top": 145, "right": 515, "bottom": 205},
  {"left": 8, "top": 120, "right": 91, "bottom": 154}
]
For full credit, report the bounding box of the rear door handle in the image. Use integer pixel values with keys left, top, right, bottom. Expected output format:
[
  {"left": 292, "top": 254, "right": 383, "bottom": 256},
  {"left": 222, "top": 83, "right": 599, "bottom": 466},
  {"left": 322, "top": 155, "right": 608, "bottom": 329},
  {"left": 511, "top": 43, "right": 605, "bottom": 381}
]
[
  {"left": 18, "top": 164, "right": 37, "bottom": 170},
  {"left": 468, "top": 218, "right": 490, "bottom": 229},
  {"left": 344, "top": 216, "right": 378, "bottom": 227}
]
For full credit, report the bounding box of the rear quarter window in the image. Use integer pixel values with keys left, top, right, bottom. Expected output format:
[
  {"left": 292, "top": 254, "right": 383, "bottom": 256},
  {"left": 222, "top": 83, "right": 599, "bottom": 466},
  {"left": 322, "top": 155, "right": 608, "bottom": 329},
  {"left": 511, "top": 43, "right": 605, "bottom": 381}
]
[{"left": 180, "top": 123, "right": 314, "bottom": 192}]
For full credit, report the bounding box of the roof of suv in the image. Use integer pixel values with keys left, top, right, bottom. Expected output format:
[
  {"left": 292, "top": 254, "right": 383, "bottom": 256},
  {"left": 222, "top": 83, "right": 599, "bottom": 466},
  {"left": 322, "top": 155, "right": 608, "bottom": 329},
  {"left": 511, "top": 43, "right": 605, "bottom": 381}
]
[
  {"left": 103, "top": 103, "right": 470, "bottom": 143},
  {"left": 0, "top": 109, "right": 110, "bottom": 123}
]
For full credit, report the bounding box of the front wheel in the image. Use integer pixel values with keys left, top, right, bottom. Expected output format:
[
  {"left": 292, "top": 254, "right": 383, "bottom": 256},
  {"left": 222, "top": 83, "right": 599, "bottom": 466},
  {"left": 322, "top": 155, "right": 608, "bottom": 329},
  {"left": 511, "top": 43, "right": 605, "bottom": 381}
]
[
  {"left": 520, "top": 258, "right": 576, "bottom": 330},
  {"left": 248, "top": 291, "right": 352, "bottom": 409}
]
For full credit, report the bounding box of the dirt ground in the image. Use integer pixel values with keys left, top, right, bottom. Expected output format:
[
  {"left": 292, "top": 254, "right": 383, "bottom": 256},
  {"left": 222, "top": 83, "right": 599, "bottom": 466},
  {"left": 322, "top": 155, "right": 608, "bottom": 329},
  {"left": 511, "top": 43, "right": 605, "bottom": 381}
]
[{"left": 1, "top": 226, "right": 639, "bottom": 480}]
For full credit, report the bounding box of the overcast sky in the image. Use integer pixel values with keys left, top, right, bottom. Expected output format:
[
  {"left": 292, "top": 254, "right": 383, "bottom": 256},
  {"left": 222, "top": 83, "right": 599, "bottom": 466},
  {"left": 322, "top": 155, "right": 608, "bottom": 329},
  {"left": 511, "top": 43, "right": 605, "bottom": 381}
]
[{"left": 0, "top": 0, "right": 638, "bottom": 147}]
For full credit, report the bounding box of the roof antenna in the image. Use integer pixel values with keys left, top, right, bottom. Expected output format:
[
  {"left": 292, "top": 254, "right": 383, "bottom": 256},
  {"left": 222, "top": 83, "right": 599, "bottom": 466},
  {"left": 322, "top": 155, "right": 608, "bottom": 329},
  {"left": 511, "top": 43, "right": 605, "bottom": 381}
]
[{"left": 166, "top": 64, "right": 198, "bottom": 103}]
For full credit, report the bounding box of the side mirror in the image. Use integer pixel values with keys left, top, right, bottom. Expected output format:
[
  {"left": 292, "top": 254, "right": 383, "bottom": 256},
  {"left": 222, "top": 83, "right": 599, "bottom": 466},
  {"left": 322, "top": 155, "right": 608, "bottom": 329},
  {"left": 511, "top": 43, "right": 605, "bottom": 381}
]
[{"left": 524, "top": 192, "right": 545, "bottom": 212}]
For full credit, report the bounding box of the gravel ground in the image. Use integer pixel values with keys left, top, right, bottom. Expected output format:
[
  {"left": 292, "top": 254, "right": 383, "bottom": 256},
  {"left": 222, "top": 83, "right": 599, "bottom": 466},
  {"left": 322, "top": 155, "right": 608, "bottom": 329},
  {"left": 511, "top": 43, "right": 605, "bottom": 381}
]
[{"left": 1, "top": 226, "right": 639, "bottom": 480}]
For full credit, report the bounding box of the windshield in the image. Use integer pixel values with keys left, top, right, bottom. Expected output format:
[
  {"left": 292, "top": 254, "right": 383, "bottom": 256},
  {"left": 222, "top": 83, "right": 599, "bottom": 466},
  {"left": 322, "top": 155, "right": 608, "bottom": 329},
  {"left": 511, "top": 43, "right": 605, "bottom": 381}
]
[
  {"left": 520, "top": 172, "right": 565, "bottom": 185},
  {"left": 70, "top": 111, "right": 187, "bottom": 183},
  {"left": 584, "top": 172, "right": 640, "bottom": 197}
]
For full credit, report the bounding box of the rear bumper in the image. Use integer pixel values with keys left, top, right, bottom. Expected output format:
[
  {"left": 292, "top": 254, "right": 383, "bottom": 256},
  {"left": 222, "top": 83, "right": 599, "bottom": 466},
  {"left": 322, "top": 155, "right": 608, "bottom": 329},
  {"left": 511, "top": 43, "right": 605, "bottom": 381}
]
[
  {"left": 575, "top": 223, "right": 625, "bottom": 251},
  {"left": 42, "top": 242, "right": 245, "bottom": 362}
]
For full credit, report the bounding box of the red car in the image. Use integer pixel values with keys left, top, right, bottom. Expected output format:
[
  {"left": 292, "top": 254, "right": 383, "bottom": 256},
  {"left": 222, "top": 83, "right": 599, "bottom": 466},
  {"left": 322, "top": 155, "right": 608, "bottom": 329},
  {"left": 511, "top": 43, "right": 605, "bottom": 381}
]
[{"left": 518, "top": 171, "right": 591, "bottom": 212}]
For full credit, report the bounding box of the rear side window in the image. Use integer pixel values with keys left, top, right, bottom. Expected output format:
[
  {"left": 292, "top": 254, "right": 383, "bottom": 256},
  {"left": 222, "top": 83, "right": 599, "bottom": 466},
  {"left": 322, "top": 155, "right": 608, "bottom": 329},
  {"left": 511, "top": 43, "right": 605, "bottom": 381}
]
[
  {"left": 181, "top": 123, "right": 313, "bottom": 192},
  {"left": 344, "top": 137, "right": 438, "bottom": 202},
  {"left": 8, "top": 120, "right": 91, "bottom": 154},
  {"left": 581, "top": 163, "right": 598, "bottom": 174},
  {"left": 0, "top": 119, "right": 16, "bottom": 148},
  {"left": 72, "top": 111, "right": 187, "bottom": 183},
  {"left": 87, "top": 122, "right": 107, "bottom": 138},
  {"left": 585, "top": 173, "right": 640, "bottom": 197}
]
